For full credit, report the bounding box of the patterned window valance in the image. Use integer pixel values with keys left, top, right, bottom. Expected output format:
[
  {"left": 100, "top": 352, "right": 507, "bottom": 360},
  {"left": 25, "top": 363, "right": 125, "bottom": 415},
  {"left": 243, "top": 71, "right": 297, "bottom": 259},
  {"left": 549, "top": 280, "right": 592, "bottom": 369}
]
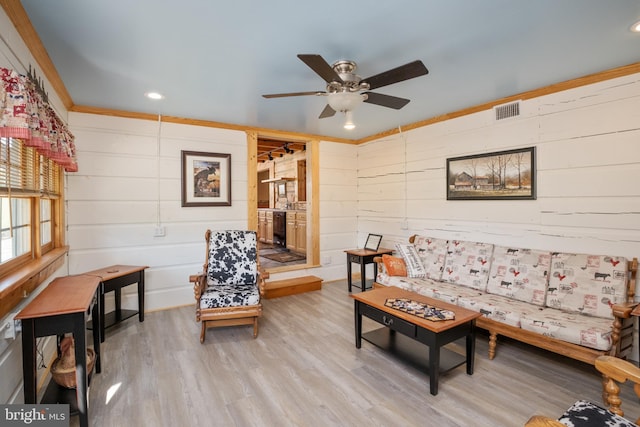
[{"left": 0, "top": 67, "right": 77, "bottom": 172}]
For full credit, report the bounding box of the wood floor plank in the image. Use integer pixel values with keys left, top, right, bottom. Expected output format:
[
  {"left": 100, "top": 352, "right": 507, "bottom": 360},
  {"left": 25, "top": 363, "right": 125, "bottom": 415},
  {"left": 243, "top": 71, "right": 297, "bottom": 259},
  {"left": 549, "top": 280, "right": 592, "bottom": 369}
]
[{"left": 73, "top": 280, "right": 640, "bottom": 426}]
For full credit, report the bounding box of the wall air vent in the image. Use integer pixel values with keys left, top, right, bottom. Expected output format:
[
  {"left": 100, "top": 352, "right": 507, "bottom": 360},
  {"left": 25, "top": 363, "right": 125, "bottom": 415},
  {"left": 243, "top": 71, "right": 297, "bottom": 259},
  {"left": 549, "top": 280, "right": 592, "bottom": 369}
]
[{"left": 493, "top": 100, "right": 521, "bottom": 121}]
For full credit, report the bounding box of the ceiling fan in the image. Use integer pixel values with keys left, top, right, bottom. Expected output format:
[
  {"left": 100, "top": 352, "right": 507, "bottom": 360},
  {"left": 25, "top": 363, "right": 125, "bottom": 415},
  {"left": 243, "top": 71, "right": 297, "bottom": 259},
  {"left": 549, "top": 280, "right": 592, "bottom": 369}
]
[{"left": 262, "top": 54, "right": 429, "bottom": 129}]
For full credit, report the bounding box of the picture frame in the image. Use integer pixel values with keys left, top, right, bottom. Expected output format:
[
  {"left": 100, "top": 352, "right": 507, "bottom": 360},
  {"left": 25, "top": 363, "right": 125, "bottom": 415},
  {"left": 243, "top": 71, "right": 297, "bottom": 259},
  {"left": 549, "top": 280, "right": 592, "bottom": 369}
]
[
  {"left": 364, "top": 233, "right": 383, "bottom": 251},
  {"left": 446, "top": 147, "right": 536, "bottom": 200},
  {"left": 181, "top": 150, "right": 232, "bottom": 207}
]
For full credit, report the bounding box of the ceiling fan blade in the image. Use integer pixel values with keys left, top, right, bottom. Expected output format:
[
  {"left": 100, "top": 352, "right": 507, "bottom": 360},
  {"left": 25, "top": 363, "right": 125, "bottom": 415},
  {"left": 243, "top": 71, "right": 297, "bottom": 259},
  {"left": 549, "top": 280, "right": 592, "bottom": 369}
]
[
  {"left": 297, "top": 54, "right": 344, "bottom": 84},
  {"left": 363, "top": 92, "right": 411, "bottom": 109},
  {"left": 262, "top": 91, "right": 325, "bottom": 98},
  {"left": 362, "top": 60, "right": 428, "bottom": 90},
  {"left": 319, "top": 104, "right": 336, "bottom": 118}
]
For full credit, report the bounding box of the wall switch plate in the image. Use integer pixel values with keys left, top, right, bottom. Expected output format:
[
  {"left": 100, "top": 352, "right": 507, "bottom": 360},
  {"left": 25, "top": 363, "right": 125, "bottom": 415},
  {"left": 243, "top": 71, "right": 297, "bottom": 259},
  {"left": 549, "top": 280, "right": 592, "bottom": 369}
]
[
  {"left": 154, "top": 226, "right": 166, "bottom": 237},
  {"left": 401, "top": 220, "right": 409, "bottom": 230}
]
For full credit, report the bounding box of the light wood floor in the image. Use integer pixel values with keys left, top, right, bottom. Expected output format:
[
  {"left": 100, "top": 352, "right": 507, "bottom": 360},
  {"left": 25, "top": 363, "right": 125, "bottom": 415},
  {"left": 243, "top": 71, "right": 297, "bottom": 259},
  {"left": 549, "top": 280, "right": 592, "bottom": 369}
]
[{"left": 76, "top": 280, "right": 640, "bottom": 426}]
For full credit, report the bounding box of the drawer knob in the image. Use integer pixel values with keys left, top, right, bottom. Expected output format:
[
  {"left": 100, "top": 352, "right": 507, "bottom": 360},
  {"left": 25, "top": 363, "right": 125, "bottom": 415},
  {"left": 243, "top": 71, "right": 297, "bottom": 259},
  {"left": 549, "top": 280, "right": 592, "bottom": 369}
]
[{"left": 382, "top": 315, "right": 393, "bottom": 326}]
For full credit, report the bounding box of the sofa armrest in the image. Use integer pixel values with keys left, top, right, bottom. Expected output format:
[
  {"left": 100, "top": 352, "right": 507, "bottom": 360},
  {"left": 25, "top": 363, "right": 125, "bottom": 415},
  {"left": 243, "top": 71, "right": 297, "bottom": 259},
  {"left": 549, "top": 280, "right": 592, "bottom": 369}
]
[{"left": 611, "top": 302, "right": 639, "bottom": 319}]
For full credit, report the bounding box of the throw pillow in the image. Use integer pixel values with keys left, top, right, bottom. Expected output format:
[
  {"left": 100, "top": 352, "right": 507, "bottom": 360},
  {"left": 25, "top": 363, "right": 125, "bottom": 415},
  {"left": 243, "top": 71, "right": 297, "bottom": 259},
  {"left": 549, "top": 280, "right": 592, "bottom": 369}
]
[
  {"left": 395, "top": 243, "right": 427, "bottom": 278},
  {"left": 382, "top": 254, "right": 407, "bottom": 277}
]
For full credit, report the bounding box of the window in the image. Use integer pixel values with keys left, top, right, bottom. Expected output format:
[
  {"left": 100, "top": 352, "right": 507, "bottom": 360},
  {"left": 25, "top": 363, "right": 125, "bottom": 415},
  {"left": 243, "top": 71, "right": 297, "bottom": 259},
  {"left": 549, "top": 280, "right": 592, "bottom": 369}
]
[{"left": 0, "top": 137, "right": 62, "bottom": 274}]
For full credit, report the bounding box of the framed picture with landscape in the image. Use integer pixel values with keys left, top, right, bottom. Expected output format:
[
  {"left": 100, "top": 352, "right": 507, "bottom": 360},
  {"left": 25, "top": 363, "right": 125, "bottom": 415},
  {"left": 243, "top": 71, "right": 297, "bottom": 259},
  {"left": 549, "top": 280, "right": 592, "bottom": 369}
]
[
  {"left": 181, "top": 150, "right": 232, "bottom": 207},
  {"left": 446, "top": 147, "right": 536, "bottom": 200}
]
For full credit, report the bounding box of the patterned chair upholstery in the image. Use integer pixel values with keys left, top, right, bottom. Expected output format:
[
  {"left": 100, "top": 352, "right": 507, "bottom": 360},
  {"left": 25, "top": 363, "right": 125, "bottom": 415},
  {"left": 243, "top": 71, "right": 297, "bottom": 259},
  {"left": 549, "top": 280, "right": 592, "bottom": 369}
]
[
  {"left": 189, "top": 230, "right": 267, "bottom": 343},
  {"left": 525, "top": 356, "right": 640, "bottom": 427}
]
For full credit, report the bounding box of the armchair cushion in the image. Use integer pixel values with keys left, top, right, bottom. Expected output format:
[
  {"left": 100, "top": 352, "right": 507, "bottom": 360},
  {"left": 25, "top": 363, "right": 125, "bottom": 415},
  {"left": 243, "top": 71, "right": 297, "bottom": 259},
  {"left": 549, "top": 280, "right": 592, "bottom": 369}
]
[
  {"left": 201, "top": 283, "right": 260, "bottom": 309},
  {"left": 207, "top": 230, "right": 258, "bottom": 287},
  {"left": 557, "top": 400, "right": 637, "bottom": 427}
]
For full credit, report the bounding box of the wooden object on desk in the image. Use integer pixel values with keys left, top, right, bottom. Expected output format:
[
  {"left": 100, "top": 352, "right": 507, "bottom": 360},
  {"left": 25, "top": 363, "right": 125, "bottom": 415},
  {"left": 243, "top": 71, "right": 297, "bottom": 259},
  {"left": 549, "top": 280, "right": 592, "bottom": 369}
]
[
  {"left": 15, "top": 274, "right": 101, "bottom": 427},
  {"left": 82, "top": 264, "right": 148, "bottom": 343},
  {"left": 345, "top": 247, "right": 394, "bottom": 292}
]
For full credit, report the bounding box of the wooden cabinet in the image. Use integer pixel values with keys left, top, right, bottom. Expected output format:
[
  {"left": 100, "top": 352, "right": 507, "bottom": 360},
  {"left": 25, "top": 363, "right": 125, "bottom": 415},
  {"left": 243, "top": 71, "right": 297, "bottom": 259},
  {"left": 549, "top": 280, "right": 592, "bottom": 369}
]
[
  {"left": 265, "top": 211, "right": 273, "bottom": 244},
  {"left": 286, "top": 211, "right": 306, "bottom": 254},
  {"left": 258, "top": 210, "right": 266, "bottom": 242},
  {"left": 258, "top": 210, "right": 274, "bottom": 244}
]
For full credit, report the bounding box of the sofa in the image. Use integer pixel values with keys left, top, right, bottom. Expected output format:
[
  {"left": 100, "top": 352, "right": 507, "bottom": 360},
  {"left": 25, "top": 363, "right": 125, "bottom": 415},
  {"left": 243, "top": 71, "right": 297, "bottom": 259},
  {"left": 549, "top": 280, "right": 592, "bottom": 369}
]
[{"left": 374, "top": 235, "right": 638, "bottom": 365}]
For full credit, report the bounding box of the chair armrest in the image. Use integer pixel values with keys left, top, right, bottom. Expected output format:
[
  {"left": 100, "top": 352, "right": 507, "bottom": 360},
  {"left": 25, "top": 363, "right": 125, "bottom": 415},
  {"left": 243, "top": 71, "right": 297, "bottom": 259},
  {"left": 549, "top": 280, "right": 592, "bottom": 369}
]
[
  {"left": 596, "top": 355, "right": 640, "bottom": 385},
  {"left": 257, "top": 266, "right": 268, "bottom": 297},
  {"left": 524, "top": 415, "right": 565, "bottom": 427},
  {"left": 189, "top": 272, "right": 206, "bottom": 299}
]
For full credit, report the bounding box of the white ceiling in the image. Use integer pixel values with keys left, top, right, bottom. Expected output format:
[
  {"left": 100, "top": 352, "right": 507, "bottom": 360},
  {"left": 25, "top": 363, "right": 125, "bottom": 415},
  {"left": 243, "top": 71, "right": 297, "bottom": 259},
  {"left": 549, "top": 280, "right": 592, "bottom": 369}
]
[{"left": 19, "top": 0, "right": 640, "bottom": 140}]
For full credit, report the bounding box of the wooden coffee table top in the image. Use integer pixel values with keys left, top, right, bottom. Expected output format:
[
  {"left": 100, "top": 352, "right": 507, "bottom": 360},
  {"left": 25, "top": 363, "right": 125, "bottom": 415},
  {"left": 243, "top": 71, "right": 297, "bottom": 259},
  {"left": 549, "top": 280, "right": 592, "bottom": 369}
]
[{"left": 351, "top": 286, "right": 481, "bottom": 333}]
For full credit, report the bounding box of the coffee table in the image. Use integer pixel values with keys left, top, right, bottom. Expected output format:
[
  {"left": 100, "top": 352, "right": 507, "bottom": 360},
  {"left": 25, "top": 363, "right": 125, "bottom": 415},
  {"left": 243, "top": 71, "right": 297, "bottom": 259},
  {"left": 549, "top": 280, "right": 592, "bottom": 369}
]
[{"left": 351, "top": 286, "right": 481, "bottom": 395}]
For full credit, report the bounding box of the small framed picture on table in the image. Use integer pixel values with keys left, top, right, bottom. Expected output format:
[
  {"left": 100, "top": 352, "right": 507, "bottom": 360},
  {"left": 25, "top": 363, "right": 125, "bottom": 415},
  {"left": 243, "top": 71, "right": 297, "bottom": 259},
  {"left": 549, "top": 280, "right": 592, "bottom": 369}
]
[{"left": 364, "top": 234, "right": 383, "bottom": 251}]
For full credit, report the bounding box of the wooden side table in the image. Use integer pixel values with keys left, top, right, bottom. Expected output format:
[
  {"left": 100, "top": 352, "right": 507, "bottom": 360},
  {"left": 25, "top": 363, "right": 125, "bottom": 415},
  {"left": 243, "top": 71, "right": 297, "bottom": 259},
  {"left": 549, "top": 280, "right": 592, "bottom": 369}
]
[
  {"left": 83, "top": 265, "right": 148, "bottom": 342},
  {"left": 16, "top": 275, "right": 102, "bottom": 427},
  {"left": 345, "top": 248, "right": 393, "bottom": 292}
]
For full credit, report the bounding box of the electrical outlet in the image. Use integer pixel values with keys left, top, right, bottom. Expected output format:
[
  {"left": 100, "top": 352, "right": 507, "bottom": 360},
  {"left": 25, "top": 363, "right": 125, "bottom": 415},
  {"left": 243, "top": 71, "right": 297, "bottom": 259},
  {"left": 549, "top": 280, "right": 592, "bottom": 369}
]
[
  {"left": 3, "top": 312, "right": 20, "bottom": 339},
  {"left": 154, "top": 226, "right": 166, "bottom": 237},
  {"left": 401, "top": 219, "right": 409, "bottom": 230},
  {"left": 322, "top": 256, "right": 331, "bottom": 265}
]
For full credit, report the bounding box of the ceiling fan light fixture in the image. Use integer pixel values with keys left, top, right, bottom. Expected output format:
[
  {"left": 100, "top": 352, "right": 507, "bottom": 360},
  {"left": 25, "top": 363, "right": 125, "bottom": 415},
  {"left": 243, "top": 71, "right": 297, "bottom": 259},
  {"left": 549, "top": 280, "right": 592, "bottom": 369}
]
[
  {"left": 327, "top": 91, "right": 365, "bottom": 112},
  {"left": 343, "top": 111, "right": 355, "bottom": 130}
]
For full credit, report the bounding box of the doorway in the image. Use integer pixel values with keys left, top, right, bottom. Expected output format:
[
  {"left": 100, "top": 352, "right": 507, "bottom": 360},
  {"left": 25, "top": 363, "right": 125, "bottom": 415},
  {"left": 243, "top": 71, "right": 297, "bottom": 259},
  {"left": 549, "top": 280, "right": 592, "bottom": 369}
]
[{"left": 253, "top": 135, "right": 315, "bottom": 272}]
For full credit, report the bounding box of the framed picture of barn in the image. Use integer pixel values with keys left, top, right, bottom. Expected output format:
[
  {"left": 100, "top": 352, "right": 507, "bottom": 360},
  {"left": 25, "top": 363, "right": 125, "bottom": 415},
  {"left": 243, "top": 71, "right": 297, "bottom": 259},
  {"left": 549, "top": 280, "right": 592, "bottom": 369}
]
[
  {"left": 446, "top": 147, "right": 535, "bottom": 200},
  {"left": 181, "top": 151, "right": 232, "bottom": 206}
]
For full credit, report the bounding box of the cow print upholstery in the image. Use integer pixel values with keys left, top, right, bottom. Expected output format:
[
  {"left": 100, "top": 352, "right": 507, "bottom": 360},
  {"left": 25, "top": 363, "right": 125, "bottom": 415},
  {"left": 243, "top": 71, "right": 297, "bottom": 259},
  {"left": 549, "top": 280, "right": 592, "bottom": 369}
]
[
  {"left": 557, "top": 400, "right": 638, "bottom": 427},
  {"left": 201, "top": 230, "right": 260, "bottom": 309}
]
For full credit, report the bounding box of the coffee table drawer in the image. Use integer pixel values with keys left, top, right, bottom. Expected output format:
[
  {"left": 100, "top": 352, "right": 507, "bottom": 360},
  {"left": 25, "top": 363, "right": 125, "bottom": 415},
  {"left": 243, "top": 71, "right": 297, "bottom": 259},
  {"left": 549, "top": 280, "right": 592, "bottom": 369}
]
[{"left": 361, "top": 305, "right": 416, "bottom": 337}]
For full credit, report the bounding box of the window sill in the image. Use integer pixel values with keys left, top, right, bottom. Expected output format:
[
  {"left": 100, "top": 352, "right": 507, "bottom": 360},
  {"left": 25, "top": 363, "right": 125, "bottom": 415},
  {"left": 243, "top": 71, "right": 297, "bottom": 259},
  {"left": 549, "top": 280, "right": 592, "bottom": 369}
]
[{"left": 0, "top": 247, "right": 69, "bottom": 319}]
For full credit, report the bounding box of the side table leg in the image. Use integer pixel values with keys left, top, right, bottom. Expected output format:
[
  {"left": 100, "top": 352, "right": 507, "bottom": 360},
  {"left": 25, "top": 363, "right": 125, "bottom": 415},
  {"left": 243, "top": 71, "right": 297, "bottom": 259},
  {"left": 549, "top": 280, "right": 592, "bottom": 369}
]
[
  {"left": 138, "top": 272, "right": 145, "bottom": 322},
  {"left": 347, "top": 254, "right": 353, "bottom": 292},
  {"left": 360, "top": 260, "right": 367, "bottom": 292},
  {"left": 21, "top": 320, "right": 37, "bottom": 404}
]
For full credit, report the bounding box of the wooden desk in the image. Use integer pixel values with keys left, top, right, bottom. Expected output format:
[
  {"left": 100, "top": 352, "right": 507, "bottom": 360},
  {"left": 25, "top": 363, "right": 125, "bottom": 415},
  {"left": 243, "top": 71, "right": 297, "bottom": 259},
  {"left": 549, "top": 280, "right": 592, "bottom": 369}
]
[
  {"left": 345, "top": 248, "right": 394, "bottom": 292},
  {"left": 16, "top": 275, "right": 101, "bottom": 427},
  {"left": 83, "top": 265, "right": 148, "bottom": 343}
]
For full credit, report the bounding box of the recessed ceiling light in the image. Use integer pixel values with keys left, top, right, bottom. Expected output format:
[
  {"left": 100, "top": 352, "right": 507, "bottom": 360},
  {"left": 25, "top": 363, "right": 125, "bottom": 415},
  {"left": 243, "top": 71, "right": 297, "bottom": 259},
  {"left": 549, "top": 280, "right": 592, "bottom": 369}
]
[
  {"left": 631, "top": 20, "right": 640, "bottom": 32},
  {"left": 145, "top": 92, "right": 164, "bottom": 100}
]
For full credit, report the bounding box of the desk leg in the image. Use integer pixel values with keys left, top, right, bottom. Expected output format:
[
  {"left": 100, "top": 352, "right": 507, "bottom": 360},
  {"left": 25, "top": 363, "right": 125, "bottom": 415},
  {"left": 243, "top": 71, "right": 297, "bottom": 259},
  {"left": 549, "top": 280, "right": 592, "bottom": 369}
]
[
  {"left": 347, "top": 255, "right": 353, "bottom": 292},
  {"left": 360, "top": 260, "right": 367, "bottom": 292},
  {"left": 138, "top": 272, "right": 145, "bottom": 322},
  {"left": 354, "top": 301, "right": 362, "bottom": 348},
  {"left": 92, "top": 298, "right": 101, "bottom": 374},
  {"left": 99, "top": 284, "right": 106, "bottom": 343},
  {"left": 73, "top": 316, "right": 89, "bottom": 427},
  {"left": 21, "top": 319, "right": 37, "bottom": 404}
]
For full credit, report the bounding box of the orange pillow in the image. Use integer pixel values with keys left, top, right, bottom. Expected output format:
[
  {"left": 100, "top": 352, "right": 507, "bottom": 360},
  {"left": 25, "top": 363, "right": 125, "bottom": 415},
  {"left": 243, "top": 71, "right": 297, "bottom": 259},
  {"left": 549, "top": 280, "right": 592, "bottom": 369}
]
[{"left": 382, "top": 254, "right": 407, "bottom": 277}]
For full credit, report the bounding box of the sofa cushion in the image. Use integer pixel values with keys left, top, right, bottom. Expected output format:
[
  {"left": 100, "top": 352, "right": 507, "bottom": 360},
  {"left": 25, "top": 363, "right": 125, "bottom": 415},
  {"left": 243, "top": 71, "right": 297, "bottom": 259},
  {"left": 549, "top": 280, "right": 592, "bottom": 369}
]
[
  {"left": 547, "top": 253, "right": 628, "bottom": 319},
  {"left": 395, "top": 243, "right": 427, "bottom": 278},
  {"left": 382, "top": 254, "right": 407, "bottom": 277},
  {"left": 411, "top": 280, "right": 484, "bottom": 305},
  {"left": 457, "top": 292, "right": 542, "bottom": 327},
  {"left": 486, "top": 246, "right": 551, "bottom": 306},
  {"left": 441, "top": 240, "right": 494, "bottom": 291},
  {"left": 520, "top": 307, "right": 614, "bottom": 351},
  {"left": 412, "top": 236, "right": 449, "bottom": 280}
]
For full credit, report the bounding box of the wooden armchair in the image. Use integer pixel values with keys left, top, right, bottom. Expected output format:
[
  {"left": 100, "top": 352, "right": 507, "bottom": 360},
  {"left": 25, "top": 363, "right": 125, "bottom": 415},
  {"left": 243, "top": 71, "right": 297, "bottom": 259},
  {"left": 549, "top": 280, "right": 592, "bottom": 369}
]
[
  {"left": 189, "top": 230, "right": 267, "bottom": 343},
  {"left": 526, "top": 355, "right": 640, "bottom": 426}
]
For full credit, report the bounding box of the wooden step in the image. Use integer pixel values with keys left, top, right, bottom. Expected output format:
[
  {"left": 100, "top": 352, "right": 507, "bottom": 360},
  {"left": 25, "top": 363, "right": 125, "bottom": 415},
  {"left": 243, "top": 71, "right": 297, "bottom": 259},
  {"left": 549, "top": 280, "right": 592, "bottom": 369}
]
[{"left": 264, "top": 275, "right": 323, "bottom": 299}]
